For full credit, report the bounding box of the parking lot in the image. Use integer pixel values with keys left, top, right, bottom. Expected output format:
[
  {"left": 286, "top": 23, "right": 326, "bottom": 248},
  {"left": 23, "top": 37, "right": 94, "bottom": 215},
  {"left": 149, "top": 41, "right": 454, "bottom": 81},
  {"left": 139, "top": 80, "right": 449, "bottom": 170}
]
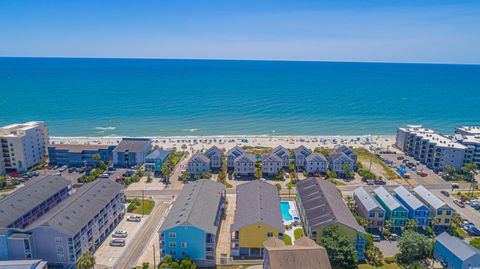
[{"left": 95, "top": 212, "right": 152, "bottom": 268}]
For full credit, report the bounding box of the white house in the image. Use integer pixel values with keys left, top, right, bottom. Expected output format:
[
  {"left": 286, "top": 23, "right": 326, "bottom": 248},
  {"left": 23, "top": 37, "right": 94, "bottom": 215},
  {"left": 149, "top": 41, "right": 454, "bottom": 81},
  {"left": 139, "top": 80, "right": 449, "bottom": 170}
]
[
  {"left": 227, "top": 146, "right": 246, "bottom": 169},
  {"left": 305, "top": 152, "right": 327, "bottom": 175},
  {"left": 272, "top": 146, "right": 290, "bottom": 168},
  {"left": 293, "top": 146, "right": 312, "bottom": 171},
  {"left": 329, "top": 152, "right": 355, "bottom": 176},
  {"left": 187, "top": 152, "right": 211, "bottom": 175},
  {"left": 262, "top": 154, "right": 283, "bottom": 176},
  {"left": 204, "top": 146, "right": 223, "bottom": 169},
  {"left": 234, "top": 154, "right": 256, "bottom": 176}
]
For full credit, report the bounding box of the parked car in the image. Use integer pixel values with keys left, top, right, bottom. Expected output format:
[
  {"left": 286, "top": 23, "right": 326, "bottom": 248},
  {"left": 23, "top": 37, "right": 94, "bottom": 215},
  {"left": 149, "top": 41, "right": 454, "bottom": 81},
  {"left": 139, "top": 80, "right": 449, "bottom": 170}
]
[
  {"left": 99, "top": 173, "right": 109, "bottom": 178},
  {"left": 59, "top": 166, "right": 68, "bottom": 172},
  {"left": 452, "top": 184, "right": 460, "bottom": 189},
  {"left": 468, "top": 227, "right": 480, "bottom": 236},
  {"left": 375, "top": 180, "right": 386, "bottom": 185},
  {"left": 76, "top": 167, "right": 85, "bottom": 173},
  {"left": 52, "top": 173, "right": 62, "bottom": 176},
  {"left": 454, "top": 199, "right": 465, "bottom": 208},
  {"left": 389, "top": 234, "right": 398, "bottom": 241},
  {"left": 109, "top": 239, "right": 126, "bottom": 247},
  {"left": 127, "top": 215, "right": 141, "bottom": 222},
  {"left": 440, "top": 191, "right": 450, "bottom": 197},
  {"left": 397, "top": 156, "right": 404, "bottom": 160},
  {"left": 372, "top": 235, "right": 381, "bottom": 242},
  {"left": 402, "top": 173, "right": 411, "bottom": 179},
  {"left": 112, "top": 230, "right": 128, "bottom": 238},
  {"left": 108, "top": 166, "right": 116, "bottom": 171},
  {"left": 417, "top": 172, "right": 428, "bottom": 177},
  {"left": 68, "top": 167, "right": 76, "bottom": 173},
  {"left": 367, "top": 179, "right": 375, "bottom": 185}
]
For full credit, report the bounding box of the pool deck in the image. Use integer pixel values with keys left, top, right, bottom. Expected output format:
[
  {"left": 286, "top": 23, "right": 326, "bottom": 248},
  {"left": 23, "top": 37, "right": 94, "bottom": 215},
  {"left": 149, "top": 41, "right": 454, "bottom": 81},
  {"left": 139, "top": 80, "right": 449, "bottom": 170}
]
[{"left": 282, "top": 200, "right": 303, "bottom": 244}]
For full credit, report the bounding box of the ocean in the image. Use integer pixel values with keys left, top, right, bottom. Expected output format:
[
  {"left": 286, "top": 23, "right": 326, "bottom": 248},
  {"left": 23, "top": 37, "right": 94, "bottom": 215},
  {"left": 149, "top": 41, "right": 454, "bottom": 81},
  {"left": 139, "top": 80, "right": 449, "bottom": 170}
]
[{"left": 0, "top": 57, "right": 479, "bottom": 137}]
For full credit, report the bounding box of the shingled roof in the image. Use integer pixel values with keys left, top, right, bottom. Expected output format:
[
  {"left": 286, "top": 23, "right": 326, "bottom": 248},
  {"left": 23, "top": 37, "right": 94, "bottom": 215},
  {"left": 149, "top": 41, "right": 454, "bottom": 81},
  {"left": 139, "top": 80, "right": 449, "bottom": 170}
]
[
  {"left": 0, "top": 175, "right": 71, "bottom": 228},
  {"left": 296, "top": 178, "right": 365, "bottom": 234},
  {"left": 27, "top": 179, "right": 124, "bottom": 236},
  {"left": 264, "top": 236, "right": 332, "bottom": 269},
  {"left": 113, "top": 138, "right": 151, "bottom": 153},
  {"left": 231, "top": 180, "right": 284, "bottom": 232},
  {"left": 159, "top": 179, "right": 225, "bottom": 234}
]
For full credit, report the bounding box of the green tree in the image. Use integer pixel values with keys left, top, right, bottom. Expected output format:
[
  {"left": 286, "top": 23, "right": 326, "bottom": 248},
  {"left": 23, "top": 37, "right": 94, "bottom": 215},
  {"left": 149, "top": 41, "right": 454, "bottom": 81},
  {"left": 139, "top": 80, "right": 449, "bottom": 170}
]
[
  {"left": 345, "top": 196, "right": 355, "bottom": 212},
  {"left": 321, "top": 226, "right": 358, "bottom": 269},
  {"left": 146, "top": 172, "right": 152, "bottom": 183},
  {"left": 201, "top": 172, "right": 212, "bottom": 179},
  {"left": 277, "top": 169, "right": 286, "bottom": 180},
  {"left": 326, "top": 170, "right": 337, "bottom": 179},
  {"left": 345, "top": 171, "right": 355, "bottom": 180},
  {"left": 181, "top": 144, "right": 187, "bottom": 152},
  {"left": 462, "top": 163, "right": 477, "bottom": 180},
  {"left": 342, "top": 163, "right": 352, "bottom": 173},
  {"left": 470, "top": 238, "right": 480, "bottom": 250},
  {"left": 406, "top": 219, "right": 418, "bottom": 231},
  {"left": 287, "top": 184, "right": 293, "bottom": 198},
  {"left": 275, "top": 183, "right": 282, "bottom": 194},
  {"left": 218, "top": 171, "right": 226, "bottom": 182},
  {"left": 179, "top": 257, "right": 197, "bottom": 269},
  {"left": 255, "top": 167, "right": 262, "bottom": 179},
  {"left": 397, "top": 231, "right": 432, "bottom": 265},
  {"left": 444, "top": 165, "right": 455, "bottom": 177},
  {"left": 143, "top": 262, "right": 150, "bottom": 269},
  {"left": 180, "top": 170, "right": 190, "bottom": 183},
  {"left": 76, "top": 251, "right": 95, "bottom": 269},
  {"left": 366, "top": 245, "right": 383, "bottom": 266}
]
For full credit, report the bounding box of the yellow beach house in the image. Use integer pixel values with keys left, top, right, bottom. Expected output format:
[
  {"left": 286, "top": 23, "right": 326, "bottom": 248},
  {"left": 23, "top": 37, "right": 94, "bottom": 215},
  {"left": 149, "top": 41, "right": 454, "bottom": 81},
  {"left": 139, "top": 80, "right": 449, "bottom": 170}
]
[
  {"left": 231, "top": 180, "right": 284, "bottom": 258},
  {"left": 413, "top": 185, "right": 454, "bottom": 229}
]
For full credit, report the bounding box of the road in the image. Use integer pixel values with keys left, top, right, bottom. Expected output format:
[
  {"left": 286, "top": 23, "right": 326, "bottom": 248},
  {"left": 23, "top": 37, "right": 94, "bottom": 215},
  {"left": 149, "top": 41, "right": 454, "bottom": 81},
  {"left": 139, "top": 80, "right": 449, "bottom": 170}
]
[{"left": 115, "top": 201, "right": 172, "bottom": 269}]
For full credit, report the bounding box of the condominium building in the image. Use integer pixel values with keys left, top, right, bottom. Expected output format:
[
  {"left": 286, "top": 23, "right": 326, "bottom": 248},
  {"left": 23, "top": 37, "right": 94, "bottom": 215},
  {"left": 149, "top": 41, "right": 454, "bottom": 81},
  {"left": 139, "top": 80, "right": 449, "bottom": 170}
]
[
  {"left": 0, "top": 157, "right": 5, "bottom": 175},
  {"left": 0, "top": 179, "right": 124, "bottom": 268},
  {"left": 112, "top": 138, "right": 152, "bottom": 167},
  {"left": 456, "top": 134, "right": 480, "bottom": 169},
  {"left": 48, "top": 144, "right": 115, "bottom": 167},
  {"left": 0, "top": 122, "right": 49, "bottom": 173},
  {"left": 396, "top": 126, "right": 467, "bottom": 171},
  {"left": 0, "top": 175, "right": 72, "bottom": 230},
  {"left": 159, "top": 179, "right": 226, "bottom": 267},
  {"left": 455, "top": 126, "right": 480, "bottom": 137}
]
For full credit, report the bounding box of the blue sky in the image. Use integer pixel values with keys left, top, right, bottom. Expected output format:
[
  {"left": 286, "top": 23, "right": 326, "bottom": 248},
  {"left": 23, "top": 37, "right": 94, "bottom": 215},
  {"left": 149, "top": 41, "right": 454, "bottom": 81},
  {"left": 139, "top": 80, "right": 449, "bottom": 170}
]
[{"left": 1, "top": 0, "right": 480, "bottom": 64}]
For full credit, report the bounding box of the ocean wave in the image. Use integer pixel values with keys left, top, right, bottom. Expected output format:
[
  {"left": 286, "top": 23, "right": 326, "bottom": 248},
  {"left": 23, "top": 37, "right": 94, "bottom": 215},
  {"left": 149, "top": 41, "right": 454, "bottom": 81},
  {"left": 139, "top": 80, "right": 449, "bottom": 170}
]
[
  {"left": 182, "top": 128, "right": 198, "bottom": 132},
  {"left": 95, "top": 126, "right": 116, "bottom": 131}
]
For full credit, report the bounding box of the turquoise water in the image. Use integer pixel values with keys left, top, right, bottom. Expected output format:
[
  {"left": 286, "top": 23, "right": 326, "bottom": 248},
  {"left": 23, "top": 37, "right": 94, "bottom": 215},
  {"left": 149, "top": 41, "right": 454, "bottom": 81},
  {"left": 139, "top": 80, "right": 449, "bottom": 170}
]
[
  {"left": 280, "top": 201, "right": 292, "bottom": 221},
  {"left": 1, "top": 57, "right": 479, "bottom": 136}
]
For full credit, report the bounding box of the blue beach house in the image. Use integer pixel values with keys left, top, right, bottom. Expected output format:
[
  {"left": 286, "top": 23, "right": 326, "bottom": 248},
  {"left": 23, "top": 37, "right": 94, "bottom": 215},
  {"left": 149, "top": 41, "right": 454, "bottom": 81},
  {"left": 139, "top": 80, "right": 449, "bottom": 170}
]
[
  {"left": 434, "top": 232, "right": 480, "bottom": 269},
  {"left": 48, "top": 144, "right": 115, "bottom": 167},
  {"left": 158, "top": 179, "right": 226, "bottom": 267},
  {"left": 144, "top": 148, "right": 172, "bottom": 175},
  {"left": 113, "top": 138, "right": 152, "bottom": 168},
  {"left": 393, "top": 186, "right": 431, "bottom": 228}
]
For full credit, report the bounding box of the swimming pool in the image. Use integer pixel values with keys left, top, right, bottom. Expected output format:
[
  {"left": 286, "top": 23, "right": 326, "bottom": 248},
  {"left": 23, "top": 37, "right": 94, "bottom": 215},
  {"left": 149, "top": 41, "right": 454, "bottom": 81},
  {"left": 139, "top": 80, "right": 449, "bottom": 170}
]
[{"left": 280, "top": 201, "right": 293, "bottom": 221}]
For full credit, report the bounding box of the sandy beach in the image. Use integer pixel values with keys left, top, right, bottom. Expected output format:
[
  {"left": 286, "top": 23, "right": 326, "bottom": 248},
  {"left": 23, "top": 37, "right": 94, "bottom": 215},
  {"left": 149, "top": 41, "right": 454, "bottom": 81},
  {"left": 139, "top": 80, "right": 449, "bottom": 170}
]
[{"left": 49, "top": 135, "right": 398, "bottom": 152}]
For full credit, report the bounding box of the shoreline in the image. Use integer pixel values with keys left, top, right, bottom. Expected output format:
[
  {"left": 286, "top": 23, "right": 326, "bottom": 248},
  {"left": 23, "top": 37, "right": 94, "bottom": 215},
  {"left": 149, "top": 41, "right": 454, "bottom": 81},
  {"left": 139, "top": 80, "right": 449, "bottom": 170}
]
[{"left": 50, "top": 134, "right": 397, "bottom": 151}]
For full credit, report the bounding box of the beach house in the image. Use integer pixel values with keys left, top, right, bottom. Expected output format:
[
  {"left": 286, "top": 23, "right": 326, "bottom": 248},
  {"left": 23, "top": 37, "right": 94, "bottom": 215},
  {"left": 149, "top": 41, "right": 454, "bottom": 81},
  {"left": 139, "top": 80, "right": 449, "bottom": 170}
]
[
  {"left": 413, "top": 185, "right": 453, "bottom": 229},
  {"left": 113, "top": 138, "right": 152, "bottom": 167},
  {"left": 231, "top": 180, "right": 284, "bottom": 258},
  {"left": 434, "top": 232, "right": 480, "bottom": 269},
  {"left": 373, "top": 187, "right": 408, "bottom": 229},
  {"left": 159, "top": 179, "right": 226, "bottom": 267},
  {"left": 144, "top": 148, "right": 172, "bottom": 175},
  {"left": 272, "top": 146, "right": 290, "bottom": 168},
  {"left": 296, "top": 178, "right": 366, "bottom": 261},
  {"left": 227, "top": 146, "right": 246, "bottom": 169},
  {"left": 204, "top": 146, "right": 223, "bottom": 170},
  {"left": 48, "top": 144, "right": 115, "bottom": 168},
  {"left": 263, "top": 236, "right": 332, "bottom": 269},
  {"left": 261, "top": 154, "right": 283, "bottom": 176},
  {"left": 293, "top": 146, "right": 312, "bottom": 171},
  {"left": 353, "top": 187, "right": 385, "bottom": 231},
  {"left": 234, "top": 153, "right": 256, "bottom": 177},
  {"left": 393, "top": 186, "right": 431, "bottom": 228},
  {"left": 329, "top": 152, "right": 355, "bottom": 177},
  {"left": 187, "top": 153, "right": 211, "bottom": 175},
  {"left": 335, "top": 146, "right": 357, "bottom": 166},
  {"left": 305, "top": 152, "right": 327, "bottom": 175}
]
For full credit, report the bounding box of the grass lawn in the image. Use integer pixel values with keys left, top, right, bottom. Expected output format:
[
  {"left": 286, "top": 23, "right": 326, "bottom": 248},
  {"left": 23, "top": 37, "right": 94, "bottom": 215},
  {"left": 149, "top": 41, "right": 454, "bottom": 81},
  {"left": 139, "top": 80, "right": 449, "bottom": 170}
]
[
  {"left": 284, "top": 234, "right": 292, "bottom": 245},
  {"left": 358, "top": 262, "right": 402, "bottom": 269},
  {"left": 127, "top": 198, "right": 155, "bottom": 215},
  {"left": 453, "top": 190, "right": 480, "bottom": 200},
  {"left": 328, "top": 178, "right": 346, "bottom": 186},
  {"left": 294, "top": 228, "right": 304, "bottom": 239},
  {"left": 354, "top": 148, "right": 399, "bottom": 180}
]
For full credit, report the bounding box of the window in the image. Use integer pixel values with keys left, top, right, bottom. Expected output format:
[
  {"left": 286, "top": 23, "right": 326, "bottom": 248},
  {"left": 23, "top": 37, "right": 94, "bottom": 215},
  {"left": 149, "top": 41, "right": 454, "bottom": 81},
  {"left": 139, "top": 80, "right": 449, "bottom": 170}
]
[
  {"left": 168, "top": 232, "right": 176, "bottom": 238},
  {"left": 446, "top": 210, "right": 452, "bottom": 215},
  {"left": 56, "top": 245, "right": 64, "bottom": 253},
  {"left": 169, "top": 242, "right": 176, "bottom": 247},
  {"left": 182, "top": 250, "right": 187, "bottom": 256},
  {"left": 312, "top": 231, "right": 317, "bottom": 239},
  {"left": 378, "top": 212, "right": 384, "bottom": 218},
  {"left": 369, "top": 212, "right": 375, "bottom": 218},
  {"left": 57, "top": 254, "right": 65, "bottom": 261},
  {"left": 170, "top": 250, "right": 176, "bottom": 255},
  {"left": 267, "top": 232, "right": 274, "bottom": 237},
  {"left": 55, "top": 237, "right": 63, "bottom": 244},
  {"left": 181, "top": 242, "right": 187, "bottom": 248}
]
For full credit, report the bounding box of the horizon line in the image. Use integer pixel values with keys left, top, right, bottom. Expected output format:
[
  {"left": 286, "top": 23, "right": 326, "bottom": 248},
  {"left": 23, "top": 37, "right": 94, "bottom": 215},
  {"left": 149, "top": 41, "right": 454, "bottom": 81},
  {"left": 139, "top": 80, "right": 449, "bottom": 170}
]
[{"left": 1, "top": 56, "right": 479, "bottom": 66}]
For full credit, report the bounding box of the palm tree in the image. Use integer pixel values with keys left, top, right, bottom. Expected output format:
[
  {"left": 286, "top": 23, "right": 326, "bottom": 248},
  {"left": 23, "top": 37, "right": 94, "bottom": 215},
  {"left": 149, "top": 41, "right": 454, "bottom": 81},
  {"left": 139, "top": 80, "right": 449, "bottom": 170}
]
[
  {"left": 342, "top": 163, "right": 352, "bottom": 174},
  {"left": 462, "top": 163, "right": 478, "bottom": 196},
  {"left": 287, "top": 184, "right": 293, "bottom": 198},
  {"left": 406, "top": 219, "right": 418, "bottom": 231},
  {"left": 180, "top": 170, "right": 190, "bottom": 183},
  {"left": 345, "top": 196, "right": 355, "bottom": 212},
  {"left": 181, "top": 144, "right": 187, "bottom": 152},
  {"left": 76, "top": 251, "right": 95, "bottom": 269},
  {"left": 384, "top": 219, "right": 394, "bottom": 232}
]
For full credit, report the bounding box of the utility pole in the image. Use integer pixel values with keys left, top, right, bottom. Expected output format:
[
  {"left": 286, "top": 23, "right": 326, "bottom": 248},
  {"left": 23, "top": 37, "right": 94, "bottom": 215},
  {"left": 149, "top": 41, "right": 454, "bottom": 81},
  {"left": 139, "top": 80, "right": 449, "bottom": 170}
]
[
  {"left": 153, "top": 244, "right": 156, "bottom": 268},
  {"left": 142, "top": 189, "right": 145, "bottom": 217}
]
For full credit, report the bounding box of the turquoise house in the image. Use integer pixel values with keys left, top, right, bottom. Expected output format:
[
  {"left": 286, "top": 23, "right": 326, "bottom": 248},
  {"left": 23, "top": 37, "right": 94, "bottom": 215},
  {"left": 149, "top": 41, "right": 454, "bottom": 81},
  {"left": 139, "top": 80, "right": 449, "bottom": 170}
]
[
  {"left": 144, "top": 148, "right": 172, "bottom": 175},
  {"left": 159, "top": 179, "right": 226, "bottom": 267},
  {"left": 373, "top": 187, "right": 408, "bottom": 229}
]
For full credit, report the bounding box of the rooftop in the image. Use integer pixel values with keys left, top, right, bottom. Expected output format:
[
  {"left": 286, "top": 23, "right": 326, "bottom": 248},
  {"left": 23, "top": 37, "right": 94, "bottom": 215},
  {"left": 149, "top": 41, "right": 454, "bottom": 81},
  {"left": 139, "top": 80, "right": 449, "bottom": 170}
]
[
  {"left": 145, "top": 148, "right": 172, "bottom": 161},
  {"left": 296, "top": 178, "right": 365, "bottom": 234},
  {"left": 0, "top": 121, "right": 45, "bottom": 136},
  {"left": 294, "top": 145, "right": 312, "bottom": 157},
  {"left": 413, "top": 185, "right": 447, "bottom": 210},
  {"left": 456, "top": 126, "right": 480, "bottom": 135},
  {"left": 112, "top": 138, "right": 151, "bottom": 153},
  {"left": 353, "top": 187, "right": 384, "bottom": 212},
  {"left": 48, "top": 143, "right": 114, "bottom": 152},
  {"left": 436, "top": 232, "right": 480, "bottom": 261},
  {"left": 159, "top": 179, "right": 225, "bottom": 234},
  {"left": 393, "top": 186, "right": 427, "bottom": 210},
  {"left": 0, "top": 175, "right": 71, "bottom": 228},
  {"left": 231, "top": 180, "right": 284, "bottom": 232},
  {"left": 27, "top": 179, "right": 123, "bottom": 236},
  {"left": 264, "top": 236, "right": 331, "bottom": 269},
  {"left": 305, "top": 152, "right": 327, "bottom": 162},
  {"left": 374, "top": 187, "right": 406, "bottom": 212}
]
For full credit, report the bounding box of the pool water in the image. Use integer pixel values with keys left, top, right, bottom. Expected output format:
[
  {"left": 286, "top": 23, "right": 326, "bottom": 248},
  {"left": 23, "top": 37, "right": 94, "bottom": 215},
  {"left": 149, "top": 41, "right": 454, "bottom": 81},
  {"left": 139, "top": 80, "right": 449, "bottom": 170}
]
[{"left": 280, "top": 201, "right": 293, "bottom": 221}]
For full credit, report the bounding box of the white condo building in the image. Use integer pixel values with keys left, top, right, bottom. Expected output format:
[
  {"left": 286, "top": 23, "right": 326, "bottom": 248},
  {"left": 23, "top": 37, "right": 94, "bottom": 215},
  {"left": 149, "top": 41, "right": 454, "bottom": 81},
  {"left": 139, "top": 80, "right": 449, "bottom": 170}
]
[
  {"left": 455, "top": 126, "right": 480, "bottom": 169},
  {"left": 0, "top": 121, "right": 49, "bottom": 173},
  {"left": 396, "top": 126, "right": 466, "bottom": 171}
]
